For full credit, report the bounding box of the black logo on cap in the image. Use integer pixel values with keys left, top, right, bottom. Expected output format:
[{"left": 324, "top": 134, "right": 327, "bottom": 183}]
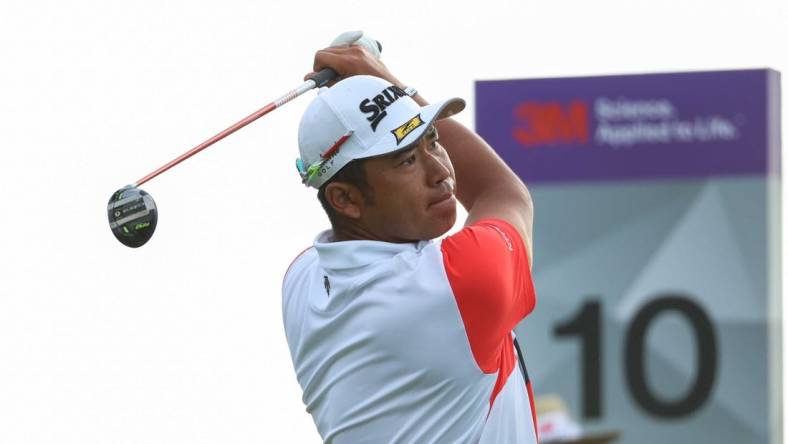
[{"left": 358, "top": 86, "right": 408, "bottom": 132}]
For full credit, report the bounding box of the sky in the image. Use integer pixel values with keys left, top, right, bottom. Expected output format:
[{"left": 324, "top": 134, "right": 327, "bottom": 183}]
[{"left": 0, "top": 0, "right": 786, "bottom": 442}]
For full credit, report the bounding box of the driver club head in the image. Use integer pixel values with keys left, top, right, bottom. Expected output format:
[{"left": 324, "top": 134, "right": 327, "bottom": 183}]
[{"left": 107, "top": 185, "right": 158, "bottom": 248}]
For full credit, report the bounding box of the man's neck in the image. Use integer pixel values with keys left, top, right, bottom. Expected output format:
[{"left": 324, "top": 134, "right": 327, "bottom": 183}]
[
  {"left": 328, "top": 223, "right": 416, "bottom": 244},
  {"left": 328, "top": 224, "right": 377, "bottom": 242}
]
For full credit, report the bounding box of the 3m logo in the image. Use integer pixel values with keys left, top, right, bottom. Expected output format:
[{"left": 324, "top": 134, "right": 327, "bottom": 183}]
[{"left": 512, "top": 101, "right": 590, "bottom": 146}]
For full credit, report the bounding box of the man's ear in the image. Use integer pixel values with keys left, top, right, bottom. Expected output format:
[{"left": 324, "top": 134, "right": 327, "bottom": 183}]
[{"left": 324, "top": 182, "right": 363, "bottom": 219}]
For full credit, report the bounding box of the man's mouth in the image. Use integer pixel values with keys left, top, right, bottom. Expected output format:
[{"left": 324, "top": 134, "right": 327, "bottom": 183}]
[
  {"left": 428, "top": 178, "right": 456, "bottom": 208},
  {"left": 429, "top": 193, "right": 454, "bottom": 207}
]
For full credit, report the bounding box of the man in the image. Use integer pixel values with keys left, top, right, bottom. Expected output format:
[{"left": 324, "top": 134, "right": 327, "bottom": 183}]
[{"left": 282, "top": 41, "right": 537, "bottom": 443}]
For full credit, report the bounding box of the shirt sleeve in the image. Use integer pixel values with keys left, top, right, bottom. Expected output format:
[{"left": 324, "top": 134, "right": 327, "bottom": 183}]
[{"left": 440, "top": 218, "right": 536, "bottom": 373}]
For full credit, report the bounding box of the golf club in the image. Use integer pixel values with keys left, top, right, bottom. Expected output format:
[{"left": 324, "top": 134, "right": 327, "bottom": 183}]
[
  {"left": 108, "top": 32, "right": 382, "bottom": 248},
  {"left": 107, "top": 68, "right": 339, "bottom": 248}
]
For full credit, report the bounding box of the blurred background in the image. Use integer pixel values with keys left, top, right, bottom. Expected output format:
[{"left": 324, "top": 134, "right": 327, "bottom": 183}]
[{"left": 0, "top": 0, "right": 784, "bottom": 442}]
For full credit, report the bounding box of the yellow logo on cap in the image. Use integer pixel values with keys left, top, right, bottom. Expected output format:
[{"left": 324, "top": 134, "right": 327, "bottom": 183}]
[{"left": 391, "top": 114, "right": 425, "bottom": 144}]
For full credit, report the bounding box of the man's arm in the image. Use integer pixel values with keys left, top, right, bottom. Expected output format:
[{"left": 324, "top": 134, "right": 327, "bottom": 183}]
[
  {"left": 311, "top": 45, "right": 534, "bottom": 262},
  {"left": 426, "top": 112, "right": 534, "bottom": 263}
]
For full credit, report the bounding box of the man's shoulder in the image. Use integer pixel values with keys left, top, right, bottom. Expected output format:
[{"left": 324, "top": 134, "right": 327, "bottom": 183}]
[
  {"left": 281, "top": 246, "right": 318, "bottom": 318},
  {"left": 440, "top": 219, "right": 524, "bottom": 257},
  {"left": 283, "top": 246, "right": 318, "bottom": 284}
]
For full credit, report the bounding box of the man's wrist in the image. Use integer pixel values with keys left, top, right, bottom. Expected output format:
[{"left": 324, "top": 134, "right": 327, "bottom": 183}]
[
  {"left": 391, "top": 83, "right": 426, "bottom": 106},
  {"left": 385, "top": 77, "right": 428, "bottom": 106}
]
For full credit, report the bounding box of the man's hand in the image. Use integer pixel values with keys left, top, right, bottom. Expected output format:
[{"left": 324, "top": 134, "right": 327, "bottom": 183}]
[{"left": 304, "top": 44, "right": 402, "bottom": 88}]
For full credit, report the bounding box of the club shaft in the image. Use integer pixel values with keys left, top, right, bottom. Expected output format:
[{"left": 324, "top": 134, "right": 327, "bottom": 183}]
[{"left": 134, "top": 78, "right": 318, "bottom": 187}]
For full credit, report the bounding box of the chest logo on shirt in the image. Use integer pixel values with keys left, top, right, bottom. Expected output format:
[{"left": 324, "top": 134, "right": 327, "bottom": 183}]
[{"left": 324, "top": 275, "right": 331, "bottom": 297}]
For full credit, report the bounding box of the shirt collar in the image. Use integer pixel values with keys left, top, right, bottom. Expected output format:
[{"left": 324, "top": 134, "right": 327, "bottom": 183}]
[{"left": 314, "top": 230, "right": 430, "bottom": 271}]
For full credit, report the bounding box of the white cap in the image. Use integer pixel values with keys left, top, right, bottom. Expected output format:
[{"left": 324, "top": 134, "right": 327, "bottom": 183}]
[{"left": 296, "top": 75, "right": 465, "bottom": 188}]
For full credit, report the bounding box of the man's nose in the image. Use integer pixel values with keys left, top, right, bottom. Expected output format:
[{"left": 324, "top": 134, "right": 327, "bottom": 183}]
[{"left": 426, "top": 150, "right": 451, "bottom": 186}]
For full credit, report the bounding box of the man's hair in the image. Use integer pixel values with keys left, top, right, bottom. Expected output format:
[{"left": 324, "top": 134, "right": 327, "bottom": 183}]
[{"left": 317, "top": 159, "right": 375, "bottom": 226}]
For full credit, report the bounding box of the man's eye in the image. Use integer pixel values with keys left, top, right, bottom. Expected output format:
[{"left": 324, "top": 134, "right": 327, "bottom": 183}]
[
  {"left": 429, "top": 138, "right": 440, "bottom": 150},
  {"left": 401, "top": 155, "right": 416, "bottom": 166}
]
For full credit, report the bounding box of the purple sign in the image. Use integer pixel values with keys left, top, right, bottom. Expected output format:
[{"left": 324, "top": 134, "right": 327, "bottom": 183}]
[{"left": 475, "top": 69, "right": 780, "bottom": 183}]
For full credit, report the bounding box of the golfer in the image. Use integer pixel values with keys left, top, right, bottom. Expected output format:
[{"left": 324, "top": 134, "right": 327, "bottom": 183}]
[{"left": 282, "top": 42, "right": 537, "bottom": 443}]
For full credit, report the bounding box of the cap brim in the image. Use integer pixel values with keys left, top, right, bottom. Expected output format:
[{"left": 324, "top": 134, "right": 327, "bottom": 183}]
[{"left": 357, "top": 97, "right": 466, "bottom": 159}]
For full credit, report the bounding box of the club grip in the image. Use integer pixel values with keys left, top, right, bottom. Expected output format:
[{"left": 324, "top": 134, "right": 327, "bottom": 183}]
[{"left": 310, "top": 68, "right": 339, "bottom": 88}]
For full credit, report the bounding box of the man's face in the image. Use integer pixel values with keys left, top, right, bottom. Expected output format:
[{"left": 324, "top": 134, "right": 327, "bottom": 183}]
[{"left": 358, "top": 125, "right": 457, "bottom": 242}]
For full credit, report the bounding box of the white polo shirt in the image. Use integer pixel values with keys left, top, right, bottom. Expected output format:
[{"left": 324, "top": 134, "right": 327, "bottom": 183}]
[{"left": 282, "top": 219, "right": 538, "bottom": 443}]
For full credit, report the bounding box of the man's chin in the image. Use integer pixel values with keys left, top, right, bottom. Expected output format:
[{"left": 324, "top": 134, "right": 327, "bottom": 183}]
[{"left": 423, "top": 210, "right": 457, "bottom": 240}]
